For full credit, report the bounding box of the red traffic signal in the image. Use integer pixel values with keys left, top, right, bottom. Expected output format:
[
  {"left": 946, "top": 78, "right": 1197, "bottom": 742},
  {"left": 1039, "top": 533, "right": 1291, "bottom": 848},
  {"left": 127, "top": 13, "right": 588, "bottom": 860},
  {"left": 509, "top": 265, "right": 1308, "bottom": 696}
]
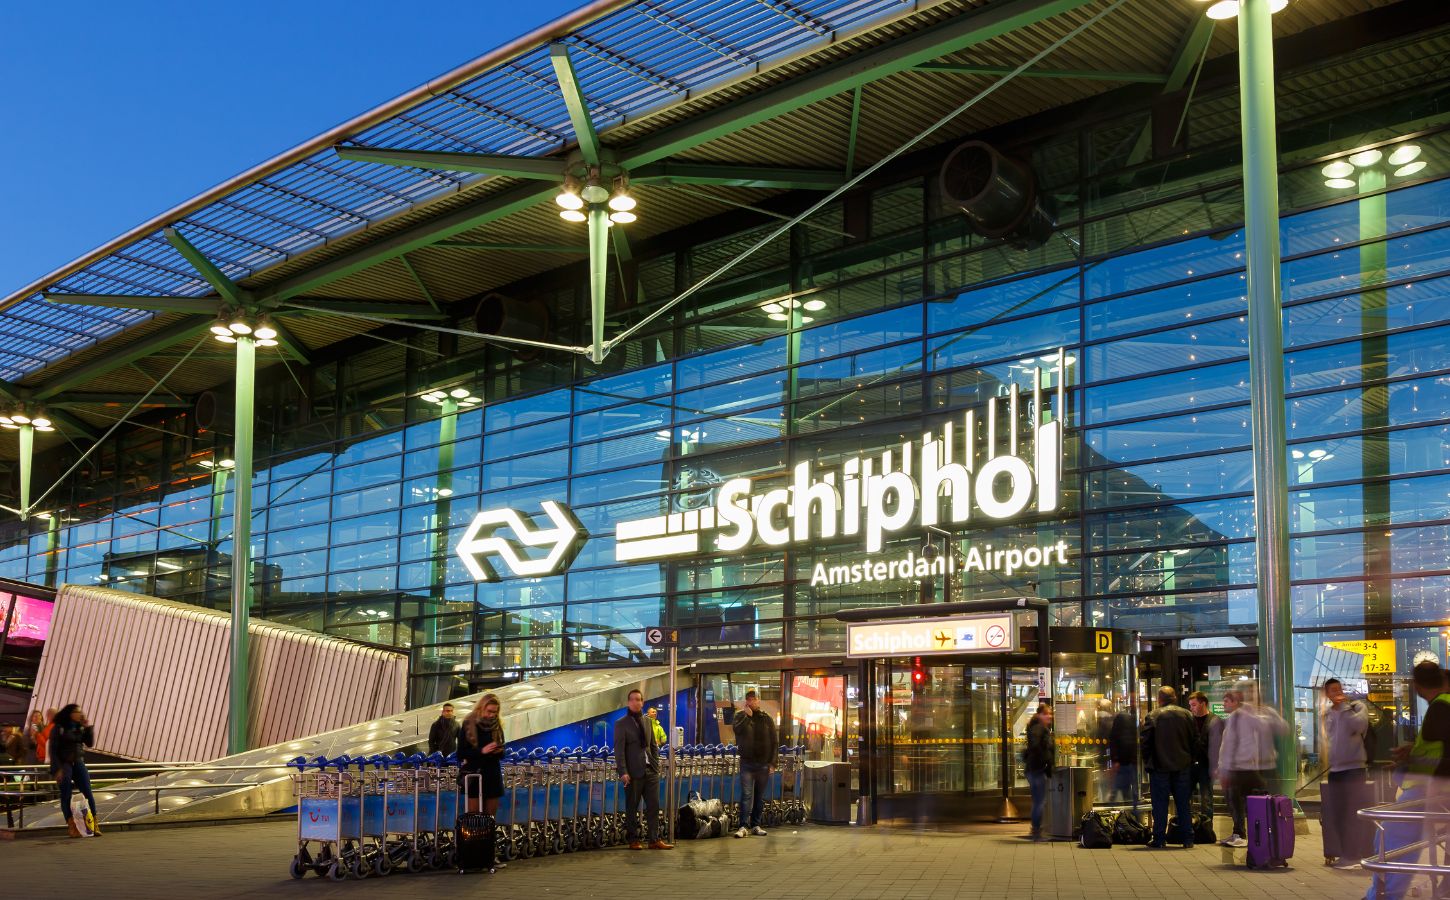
[{"left": 911, "top": 657, "right": 929, "bottom": 690}]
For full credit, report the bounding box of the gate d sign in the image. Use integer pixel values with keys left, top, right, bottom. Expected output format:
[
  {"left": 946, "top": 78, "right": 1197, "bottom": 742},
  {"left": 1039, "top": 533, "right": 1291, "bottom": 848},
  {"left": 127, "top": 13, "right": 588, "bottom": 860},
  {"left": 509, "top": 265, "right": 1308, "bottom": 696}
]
[{"left": 1095, "top": 631, "right": 1113, "bottom": 654}]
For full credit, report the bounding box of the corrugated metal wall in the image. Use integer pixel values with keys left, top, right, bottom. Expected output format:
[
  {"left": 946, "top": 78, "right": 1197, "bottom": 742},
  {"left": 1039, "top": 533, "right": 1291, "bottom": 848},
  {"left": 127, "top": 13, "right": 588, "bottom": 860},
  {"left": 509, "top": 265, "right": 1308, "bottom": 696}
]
[{"left": 28, "top": 585, "right": 407, "bottom": 761}]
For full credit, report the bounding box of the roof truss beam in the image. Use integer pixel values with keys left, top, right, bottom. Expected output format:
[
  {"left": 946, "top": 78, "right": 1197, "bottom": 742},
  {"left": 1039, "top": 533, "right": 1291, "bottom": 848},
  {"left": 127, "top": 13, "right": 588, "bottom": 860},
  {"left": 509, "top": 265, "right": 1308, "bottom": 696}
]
[
  {"left": 34, "top": 318, "right": 212, "bottom": 401},
  {"left": 433, "top": 241, "right": 586, "bottom": 253},
  {"left": 334, "top": 146, "right": 563, "bottom": 180},
  {"left": 44, "top": 293, "right": 223, "bottom": 316},
  {"left": 163, "top": 227, "right": 247, "bottom": 305},
  {"left": 631, "top": 162, "right": 844, "bottom": 190},
  {"left": 274, "top": 300, "right": 449, "bottom": 320},
  {"left": 913, "top": 62, "right": 1167, "bottom": 82},
  {"left": 48, "top": 393, "right": 193, "bottom": 408},
  {"left": 550, "top": 42, "right": 603, "bottom": 166},
  {"left": 1125, "top": 12, "right": 1216, "bottom": 166}
]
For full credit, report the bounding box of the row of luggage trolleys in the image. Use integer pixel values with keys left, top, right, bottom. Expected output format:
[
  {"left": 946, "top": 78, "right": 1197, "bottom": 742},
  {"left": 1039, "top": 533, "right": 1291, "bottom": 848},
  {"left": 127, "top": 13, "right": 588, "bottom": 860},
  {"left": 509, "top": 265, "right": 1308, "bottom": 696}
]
[{"left": 288, "top": 745, "right": 808, "bottom": 880}]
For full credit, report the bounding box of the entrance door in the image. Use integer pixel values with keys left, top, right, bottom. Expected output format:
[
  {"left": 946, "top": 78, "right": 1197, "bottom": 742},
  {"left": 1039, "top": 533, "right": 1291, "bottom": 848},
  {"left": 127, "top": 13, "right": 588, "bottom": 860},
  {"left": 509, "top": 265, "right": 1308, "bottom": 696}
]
[{"left": 871, "top": 660, "right": 1024, "bottom": 820}]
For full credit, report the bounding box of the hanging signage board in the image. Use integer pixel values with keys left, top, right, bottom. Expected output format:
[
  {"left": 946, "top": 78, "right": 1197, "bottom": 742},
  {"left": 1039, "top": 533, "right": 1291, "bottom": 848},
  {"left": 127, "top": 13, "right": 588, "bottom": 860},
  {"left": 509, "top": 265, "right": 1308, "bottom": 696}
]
[
  {"left": 846, "top": 614, "right": 1017, "bottom": 658},
  {"left": 1324, "top": 639, "right": 1395, "bottom": 674}
]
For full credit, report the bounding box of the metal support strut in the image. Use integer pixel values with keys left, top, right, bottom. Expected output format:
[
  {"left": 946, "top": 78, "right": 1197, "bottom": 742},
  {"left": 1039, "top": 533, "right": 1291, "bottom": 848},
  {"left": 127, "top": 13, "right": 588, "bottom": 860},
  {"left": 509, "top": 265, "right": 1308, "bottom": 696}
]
[
  {"left": 1237, "top": 0, "right": 1296, "bottom": 796},
  {"left": 229, "top": 334, "right": 256, "bottom": 755}
]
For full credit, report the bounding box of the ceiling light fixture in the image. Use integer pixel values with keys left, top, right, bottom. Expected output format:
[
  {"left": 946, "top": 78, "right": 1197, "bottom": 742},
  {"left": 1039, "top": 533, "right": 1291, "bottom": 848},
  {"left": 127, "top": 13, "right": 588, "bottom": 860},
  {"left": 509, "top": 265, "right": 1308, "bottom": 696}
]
[
  {"left": 559, "top": 208, "right": 587, "bottom": 223},
  {"left": 581, "top": 169, "right": 609, "bottom": 205}
]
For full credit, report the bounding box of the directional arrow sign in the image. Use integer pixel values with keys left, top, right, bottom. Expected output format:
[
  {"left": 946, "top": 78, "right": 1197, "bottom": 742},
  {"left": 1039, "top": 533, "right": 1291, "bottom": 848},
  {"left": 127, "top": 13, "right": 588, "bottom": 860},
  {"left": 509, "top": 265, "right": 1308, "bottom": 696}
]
[
  {"left": 455, "top": 501, "right": 587, "bottom": 581},
  {"left": 646, "top": 627, "right": 678, "bottom": 648}
]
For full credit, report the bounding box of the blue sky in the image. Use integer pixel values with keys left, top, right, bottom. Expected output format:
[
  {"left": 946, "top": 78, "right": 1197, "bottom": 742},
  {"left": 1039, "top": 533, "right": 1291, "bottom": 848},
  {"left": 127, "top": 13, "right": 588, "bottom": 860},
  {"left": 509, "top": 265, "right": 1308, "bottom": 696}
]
[{"left": 0, "top": 0, "right": 583, "bottom": 297}]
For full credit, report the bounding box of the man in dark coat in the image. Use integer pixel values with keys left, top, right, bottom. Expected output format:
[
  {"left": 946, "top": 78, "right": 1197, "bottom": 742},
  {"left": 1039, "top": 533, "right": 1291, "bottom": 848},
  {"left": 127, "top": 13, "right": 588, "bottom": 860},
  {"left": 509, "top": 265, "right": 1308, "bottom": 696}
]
[
  {"left": 428, "top": 703, "right": 459, "bottom": 755},
  {"left": 731, "top": 690, "right": 778, "bottom": 837},
  {"left": 1142, "top": 686, "right": 1202, "bottom": 848},
  {"left": 614, "top": 689, "right": 673, "bottom": 850}
]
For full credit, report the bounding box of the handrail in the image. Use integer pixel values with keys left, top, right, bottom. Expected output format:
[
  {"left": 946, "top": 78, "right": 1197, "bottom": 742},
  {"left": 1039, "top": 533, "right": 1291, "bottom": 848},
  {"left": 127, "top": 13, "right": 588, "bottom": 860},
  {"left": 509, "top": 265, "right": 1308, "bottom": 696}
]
[
  {"left": 1358, "top": 796, "right": 1450, "bottom": 896},
  {"left": 0, "top": 760, "right": 299, "bottom": 830}
]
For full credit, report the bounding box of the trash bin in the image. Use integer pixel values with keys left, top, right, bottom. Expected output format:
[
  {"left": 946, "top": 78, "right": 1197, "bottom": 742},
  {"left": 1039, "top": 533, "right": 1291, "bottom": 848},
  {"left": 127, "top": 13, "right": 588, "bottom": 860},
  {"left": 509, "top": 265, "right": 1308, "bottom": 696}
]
[
  {"left": 1047, "top": 766, "right": 1094, "bottom": 839},
  {"left": 805, "top": 761, "right": 852, "bottom": 824}
]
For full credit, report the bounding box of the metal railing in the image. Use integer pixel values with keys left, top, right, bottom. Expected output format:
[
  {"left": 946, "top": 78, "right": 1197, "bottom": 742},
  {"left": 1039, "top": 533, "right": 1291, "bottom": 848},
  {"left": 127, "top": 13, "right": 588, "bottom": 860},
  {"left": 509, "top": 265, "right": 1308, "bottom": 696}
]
[
  {"left": 1359, "top": 796, "right": 1450, "bottom": 899},
  {"left": 0, "top": 761, "right": 290, "bottom": 829}
]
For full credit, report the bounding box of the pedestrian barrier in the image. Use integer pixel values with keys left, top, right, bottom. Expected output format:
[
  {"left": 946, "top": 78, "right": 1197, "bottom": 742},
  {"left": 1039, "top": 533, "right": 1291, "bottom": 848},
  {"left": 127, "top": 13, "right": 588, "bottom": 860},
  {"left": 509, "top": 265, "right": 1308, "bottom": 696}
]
[
  {"left": 286, "top": 743, "right": 810, "bottom": 878},
  {"left": 1358, "top": 795, "right": 1450, "bottom": 898}
]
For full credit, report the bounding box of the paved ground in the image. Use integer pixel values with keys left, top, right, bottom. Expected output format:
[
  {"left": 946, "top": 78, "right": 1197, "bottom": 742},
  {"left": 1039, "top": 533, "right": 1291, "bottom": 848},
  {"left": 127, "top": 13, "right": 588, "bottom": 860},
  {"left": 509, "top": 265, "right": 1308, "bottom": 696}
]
[{"left": 0, "top": 818, "right": 1373, "bottom": 899}]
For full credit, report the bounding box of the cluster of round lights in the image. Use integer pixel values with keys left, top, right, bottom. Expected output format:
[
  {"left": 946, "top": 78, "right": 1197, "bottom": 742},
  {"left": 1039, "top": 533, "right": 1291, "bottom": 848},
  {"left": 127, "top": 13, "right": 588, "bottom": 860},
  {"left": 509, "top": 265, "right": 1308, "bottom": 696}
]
[
  {"left": 555, "top": 174, "right": 637, "bottom": 225},
  {"left": 1321, "top": 145, "right": 1426, "bottom": 189},
  {"left": 421, "top": 387, "right": 482, "bottom": 407},
  {"left": 210, "top": 316, "right": 280, "bottom": 347},
  {"left": 0, "top": 413, "right": 54, "bottom": 432},
  {"left": 1290, "top": 448, "right": 1333, "bottom": 461},
  {"left": 198, "top": 458, "right": 236, "bottom": 469},
  {"left": 1197, "top": 0, "right": 1287, "bottom": 20},
  {"left": 761, "top": 297, "right": 827, "bottom": 323}
]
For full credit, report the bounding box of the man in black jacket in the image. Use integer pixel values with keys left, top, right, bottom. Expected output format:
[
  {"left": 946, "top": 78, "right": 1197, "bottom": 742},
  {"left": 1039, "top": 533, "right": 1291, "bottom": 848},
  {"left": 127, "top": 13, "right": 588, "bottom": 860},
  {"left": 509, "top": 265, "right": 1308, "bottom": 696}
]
[
  {"left": 614, "top": 689, "right": 673, "bottom": 850},
  {"left": 1142, "top": 686, "right": 1202, "bottom": 848},
  {"left": 732, "top": 690, "right": 778, "bottom": 838},
  {"left": 427, "top": 703, "right": 459, "bottom": 755}
]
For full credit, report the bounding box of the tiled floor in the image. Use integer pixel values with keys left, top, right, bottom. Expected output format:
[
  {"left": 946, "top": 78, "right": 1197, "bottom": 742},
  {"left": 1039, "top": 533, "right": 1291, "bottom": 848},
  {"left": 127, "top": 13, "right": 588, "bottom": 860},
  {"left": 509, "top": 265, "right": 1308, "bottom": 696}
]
[{"left": 0, "top": 818, "right": 1373, "bottom": 899}]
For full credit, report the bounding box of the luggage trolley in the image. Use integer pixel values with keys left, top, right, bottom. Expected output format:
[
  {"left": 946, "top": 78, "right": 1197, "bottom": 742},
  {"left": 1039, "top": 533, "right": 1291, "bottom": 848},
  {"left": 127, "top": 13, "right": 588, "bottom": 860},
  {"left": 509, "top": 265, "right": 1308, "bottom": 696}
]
[
  {"left": 289, "top": 755, "right": 365, "bottom": 881},
  {"left": 381, "top": 752, "right": 424, "bottom": 873},
  {"left": 359, "top": 754, "right": 393, "bottom": 876},
  {"left": 432, "top": 752, "right": 461, "bottom": 869}
]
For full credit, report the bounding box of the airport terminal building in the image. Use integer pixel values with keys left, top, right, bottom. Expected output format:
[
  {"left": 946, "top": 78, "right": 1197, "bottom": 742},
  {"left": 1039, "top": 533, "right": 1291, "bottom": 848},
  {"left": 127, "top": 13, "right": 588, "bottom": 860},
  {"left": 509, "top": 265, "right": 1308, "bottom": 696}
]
[{"left": 1, "top": 0, "right": 1447, "bottom": 816}]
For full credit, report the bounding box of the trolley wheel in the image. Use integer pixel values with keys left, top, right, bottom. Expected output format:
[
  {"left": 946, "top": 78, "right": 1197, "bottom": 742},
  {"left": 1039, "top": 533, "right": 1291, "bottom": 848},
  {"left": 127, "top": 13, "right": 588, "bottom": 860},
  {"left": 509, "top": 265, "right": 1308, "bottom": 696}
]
[
  {"left": 327, "top": 862, "right": 347, "bottom": 882},
  {"left": 289, "top": 855, "right": 307, "bottom": 880},
  {"left": 408, "top": 851, "right": 426, "bottom": 873},
  {"left": 565, "top": 832, "right": 579, "bottom": 853},
  {"left": 314, "top": 845, "right": 334, "bottom": 877},
  {"left": 373, "top": 851, "right": 391, "bottom": 877},
  {"left": 350, "top": 855, "right": 368, "bottom": 880},
  {"left": 552, "top": 835, "right": 564, "bottom": 854}
]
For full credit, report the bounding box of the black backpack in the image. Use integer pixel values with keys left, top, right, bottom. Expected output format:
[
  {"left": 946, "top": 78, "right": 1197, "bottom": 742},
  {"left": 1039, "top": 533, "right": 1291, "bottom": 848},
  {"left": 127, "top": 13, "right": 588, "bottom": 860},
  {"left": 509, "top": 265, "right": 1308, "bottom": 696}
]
[
  {"left": 1080, "top": 811, "right": 1115, "bottom": 848},
  {"left": 1112, "top": 809, "right": 1151, "bottom": 845}
]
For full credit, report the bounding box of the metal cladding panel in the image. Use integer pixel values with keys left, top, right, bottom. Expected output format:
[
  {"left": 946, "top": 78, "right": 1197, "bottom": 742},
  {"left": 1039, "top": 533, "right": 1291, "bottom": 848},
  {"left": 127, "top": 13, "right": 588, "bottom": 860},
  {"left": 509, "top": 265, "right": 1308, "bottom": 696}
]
[{"left": 28, "top": 586, "right": 406, "bottom": 762}]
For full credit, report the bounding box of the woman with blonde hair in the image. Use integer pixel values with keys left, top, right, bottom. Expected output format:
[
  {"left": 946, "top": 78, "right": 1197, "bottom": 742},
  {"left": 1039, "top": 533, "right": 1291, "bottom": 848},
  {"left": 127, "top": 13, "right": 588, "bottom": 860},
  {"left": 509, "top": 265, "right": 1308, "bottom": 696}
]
[{"left": 456, "top": 694, "right": 506, "bottom": 817}]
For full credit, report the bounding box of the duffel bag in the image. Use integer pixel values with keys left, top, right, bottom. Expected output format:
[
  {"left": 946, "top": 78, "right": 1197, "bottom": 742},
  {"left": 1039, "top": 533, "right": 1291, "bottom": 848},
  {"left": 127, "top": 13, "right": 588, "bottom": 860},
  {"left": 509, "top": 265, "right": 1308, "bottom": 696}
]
[
  {"left": 1112, "top": 809, "right": 1150, "bottom": 845},
  {"left": 1193, "top": 811, "right": 1216, "bottom": 845},
  {"left": 1079, "top": 811, "right": 1115, "bottom": 848}
]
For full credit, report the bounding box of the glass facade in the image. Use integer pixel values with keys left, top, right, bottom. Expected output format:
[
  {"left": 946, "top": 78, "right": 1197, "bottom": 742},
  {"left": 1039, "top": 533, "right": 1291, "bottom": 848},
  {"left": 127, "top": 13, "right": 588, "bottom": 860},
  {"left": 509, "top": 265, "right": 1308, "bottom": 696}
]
[{"left": 3, "top": 37, "right": 1448, "bottom": 730}]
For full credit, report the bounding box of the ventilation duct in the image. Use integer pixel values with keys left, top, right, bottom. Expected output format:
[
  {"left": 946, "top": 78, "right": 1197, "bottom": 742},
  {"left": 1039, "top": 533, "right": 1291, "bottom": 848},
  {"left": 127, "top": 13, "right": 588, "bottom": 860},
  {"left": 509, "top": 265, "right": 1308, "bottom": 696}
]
[
  {"left": 194, "top": 390, "right": 234, "bottom": 432},
  {"left": 475, "top": 292, "right": 552, "bottom": 360},
  {"left": 939, "top": 140, "right": 1055, "bottom": 250}
]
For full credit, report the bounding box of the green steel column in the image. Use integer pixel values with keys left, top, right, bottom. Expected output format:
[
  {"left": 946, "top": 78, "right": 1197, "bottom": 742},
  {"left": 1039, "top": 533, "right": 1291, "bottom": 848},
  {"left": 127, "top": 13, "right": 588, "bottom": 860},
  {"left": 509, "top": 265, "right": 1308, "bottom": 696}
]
[
  {"left": 229, "top": 334, "right": 257, "bottom": 755},
  {"left": 587, "top": 207, "right": 609, "bottom": 364},
  {"left": 428, "top": 398, "right": 459, "bottom": 649},
  {"left": 18, "top": 424, "right": 33, "bottom": 519},
  {"left": 45, "top": 512, "right": 60, "bottom": 588},
  {"left": 1238, "top": 0, "right": 1296, "bottom": 795}
]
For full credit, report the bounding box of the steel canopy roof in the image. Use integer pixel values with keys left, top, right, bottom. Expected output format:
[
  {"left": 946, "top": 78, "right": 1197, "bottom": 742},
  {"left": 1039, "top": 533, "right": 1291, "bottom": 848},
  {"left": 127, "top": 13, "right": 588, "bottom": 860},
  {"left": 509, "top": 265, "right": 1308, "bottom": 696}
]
[{"left": 0, "top": 0, "right": 1405, "bottom": 439}]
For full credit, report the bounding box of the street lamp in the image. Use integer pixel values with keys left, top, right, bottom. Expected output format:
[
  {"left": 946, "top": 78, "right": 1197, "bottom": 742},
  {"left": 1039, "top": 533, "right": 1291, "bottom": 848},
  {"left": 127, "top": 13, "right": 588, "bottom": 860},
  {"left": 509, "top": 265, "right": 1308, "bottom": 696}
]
[
  {"left": 1197, "top": 0, "right": 1287, "bottom": 20},
  {"left": 1321, "top": 142, "right": 1430, "bottom": 190}
]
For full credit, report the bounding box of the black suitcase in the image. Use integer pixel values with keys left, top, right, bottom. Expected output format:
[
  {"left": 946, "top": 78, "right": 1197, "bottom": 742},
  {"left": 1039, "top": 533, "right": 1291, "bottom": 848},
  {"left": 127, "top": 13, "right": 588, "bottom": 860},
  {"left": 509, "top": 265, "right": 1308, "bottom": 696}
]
[{"left": 457, "top": 775, "right": 497, "bottom": 873}]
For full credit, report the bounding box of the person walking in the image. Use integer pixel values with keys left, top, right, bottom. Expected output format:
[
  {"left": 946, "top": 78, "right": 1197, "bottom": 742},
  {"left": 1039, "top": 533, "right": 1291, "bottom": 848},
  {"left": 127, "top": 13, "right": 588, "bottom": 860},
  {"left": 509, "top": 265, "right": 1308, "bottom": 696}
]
[
  {"left": 428, "top": 702, "right": 460, "bottom": 756},
  {"left": 1187, "top": 691, "right": 1217, "bottom": 816},
  {"left": 1142, "top": 686, "right": 1200, "bottom": 848},
  {"left": 1319, "top": 677, "right": 1372, "bottom": 867},
  {"left": 1218, "top": 686, "right": 1289, "bottom": 849},
  {"left": 1024, "top": 703, "right": 1054, "bottom": 842},
  {"left": 732, "top": 689, "right": 777, "bottom": 838},
  {"left": 1365, "top": 662, "right": 1450, "bottom": 900},
  {"left": 457, "top": 696, "right": 505, "bottom": 820},
  {"left": 1107, "top": 705, "right": 1139, "bottom": 806},
  {"left": 614, "top": 689, "right": 672, "bottom": 850},
  {"left": 49, "top": 704, "right": 100, "bottom": 837}
]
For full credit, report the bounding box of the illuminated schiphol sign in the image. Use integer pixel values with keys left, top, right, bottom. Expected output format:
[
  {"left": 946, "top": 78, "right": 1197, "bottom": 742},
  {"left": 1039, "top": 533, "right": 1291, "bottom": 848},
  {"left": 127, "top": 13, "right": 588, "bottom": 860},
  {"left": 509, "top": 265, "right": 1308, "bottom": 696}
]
[
  {"left": 846, "top": 614, "right": 1017, "bottom": 657},
  {"left": 456, "top": 351, "right": 1070, "bottom": 583}
]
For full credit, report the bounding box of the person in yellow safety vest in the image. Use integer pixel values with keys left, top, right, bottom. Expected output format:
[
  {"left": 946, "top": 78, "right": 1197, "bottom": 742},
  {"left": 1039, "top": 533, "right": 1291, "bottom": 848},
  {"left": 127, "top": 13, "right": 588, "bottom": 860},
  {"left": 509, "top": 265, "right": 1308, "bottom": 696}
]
[
  {"left": 646, "top": 706, "right": 668, "bottom": 748},
  {"left": 1365, "top": 660, "right": 1449, "bottom": 900}
]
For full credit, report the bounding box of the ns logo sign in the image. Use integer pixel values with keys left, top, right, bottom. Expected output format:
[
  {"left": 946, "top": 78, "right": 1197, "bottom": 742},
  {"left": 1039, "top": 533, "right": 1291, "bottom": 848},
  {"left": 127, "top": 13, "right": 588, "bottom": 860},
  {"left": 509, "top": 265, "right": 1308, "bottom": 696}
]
[{"left": 455, "top": 501, "right": 588, "bottom": 581}]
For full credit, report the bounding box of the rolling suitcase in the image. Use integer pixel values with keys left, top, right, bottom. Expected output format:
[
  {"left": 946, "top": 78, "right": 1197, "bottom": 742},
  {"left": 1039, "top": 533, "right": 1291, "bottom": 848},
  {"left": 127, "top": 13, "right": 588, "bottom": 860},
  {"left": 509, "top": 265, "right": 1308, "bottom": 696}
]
[
  {"left": 1245, "top": 794, "right": 1293, "bottom": 869},
  {"left": 457, "top": 774, "right": 498, "bottom": 874}
]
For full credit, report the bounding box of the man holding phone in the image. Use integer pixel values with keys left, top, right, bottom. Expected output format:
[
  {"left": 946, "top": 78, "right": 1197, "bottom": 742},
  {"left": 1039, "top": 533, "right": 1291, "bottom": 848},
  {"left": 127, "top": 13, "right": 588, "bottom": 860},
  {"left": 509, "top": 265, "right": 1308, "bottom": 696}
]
[{"left": 732, "top": 690, "right": 777, "bottom": 838}]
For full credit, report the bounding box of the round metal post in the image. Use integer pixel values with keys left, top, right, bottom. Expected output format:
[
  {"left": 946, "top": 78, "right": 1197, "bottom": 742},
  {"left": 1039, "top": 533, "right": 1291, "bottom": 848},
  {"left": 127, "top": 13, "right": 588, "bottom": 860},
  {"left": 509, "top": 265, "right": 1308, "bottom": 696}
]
[
  {"left": 1237, "top": 0, "right": 1296, "bottom": 795},
  {"left": 229, "top": 334, "right": 256, "bottom": 755}
]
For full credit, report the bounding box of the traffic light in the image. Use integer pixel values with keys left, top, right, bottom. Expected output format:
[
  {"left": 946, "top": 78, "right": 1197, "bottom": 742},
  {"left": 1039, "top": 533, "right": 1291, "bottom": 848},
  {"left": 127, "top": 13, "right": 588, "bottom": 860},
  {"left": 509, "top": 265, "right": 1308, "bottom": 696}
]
[{"left": 911, "top": 657, "right": 930, "bottom": 692}]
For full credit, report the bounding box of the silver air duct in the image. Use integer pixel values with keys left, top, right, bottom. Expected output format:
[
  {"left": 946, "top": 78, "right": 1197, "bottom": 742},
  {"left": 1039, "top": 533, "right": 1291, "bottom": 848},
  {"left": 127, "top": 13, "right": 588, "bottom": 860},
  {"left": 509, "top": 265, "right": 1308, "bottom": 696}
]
[
  {"left": 939, "top": 140, "right": 1055, "bottom": 250},
  {"left": 474, "top": 292, "right": 552, "bottom": 360}
]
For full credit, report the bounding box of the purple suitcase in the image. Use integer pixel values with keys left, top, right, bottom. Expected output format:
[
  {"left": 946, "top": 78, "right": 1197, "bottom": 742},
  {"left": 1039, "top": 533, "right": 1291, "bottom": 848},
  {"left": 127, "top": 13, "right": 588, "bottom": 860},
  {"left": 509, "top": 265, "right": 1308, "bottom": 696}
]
[{"left": 1245, "top": 794, "right": 1294, "bottom": 868}]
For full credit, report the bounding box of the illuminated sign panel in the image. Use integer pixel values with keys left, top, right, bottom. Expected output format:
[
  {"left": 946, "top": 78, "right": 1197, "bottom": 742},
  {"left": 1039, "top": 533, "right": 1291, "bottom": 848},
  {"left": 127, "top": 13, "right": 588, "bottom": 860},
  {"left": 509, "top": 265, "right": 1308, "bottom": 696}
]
[
  {"left": 846, "top": 614, "right": 1017, "bottom": 658},
  {"left": 456, "top": 353, "right": 1068, "bottom": 582}
]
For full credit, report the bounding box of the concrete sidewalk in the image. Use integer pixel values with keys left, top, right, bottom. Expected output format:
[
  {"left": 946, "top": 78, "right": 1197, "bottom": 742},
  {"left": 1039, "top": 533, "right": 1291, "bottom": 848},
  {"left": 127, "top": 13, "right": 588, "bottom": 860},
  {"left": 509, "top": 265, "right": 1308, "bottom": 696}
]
[{"left": 0, "top": 818, "right": 1372, "bottom": 900}]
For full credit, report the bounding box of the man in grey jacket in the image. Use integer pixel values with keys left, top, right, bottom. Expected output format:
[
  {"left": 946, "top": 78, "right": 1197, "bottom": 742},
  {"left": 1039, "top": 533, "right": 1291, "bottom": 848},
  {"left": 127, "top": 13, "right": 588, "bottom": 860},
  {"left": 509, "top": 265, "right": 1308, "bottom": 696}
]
[
  {"left": 614, "top": 689, "right": 673, "bottom": 850},
  {"left": 1217, "top": 686, "right": 1290, "bottom": 848},
  {"left": 1319, "top": 677, "right": 1372, "bottom": 866}
]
